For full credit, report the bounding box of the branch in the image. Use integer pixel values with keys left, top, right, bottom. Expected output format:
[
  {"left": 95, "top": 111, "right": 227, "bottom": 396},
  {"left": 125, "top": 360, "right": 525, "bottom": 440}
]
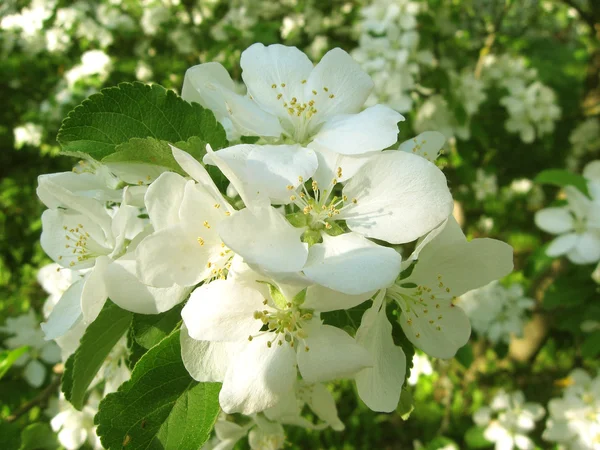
[{"left": 5, "top": 376, "right": 61, "bottom": 423}]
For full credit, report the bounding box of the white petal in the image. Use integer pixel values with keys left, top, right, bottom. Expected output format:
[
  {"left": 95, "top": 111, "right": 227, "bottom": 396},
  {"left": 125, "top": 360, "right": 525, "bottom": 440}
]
[
  {"left": 305, "top": 48, "right": 373, "bottom": 123},
  {"left": 246, "top": 145, "right": 318, "bottom": 204},
  {"left": 58, "top": 428, "right": 87, "bottom": 450},
  {"left": 39, "top": 342, "right": 61, "bottom": 364},
  {"left": 24, "top": 359, "right": 46, "bottom": 388},
  {"left": 80, "top": 256, "right": 109, "bottom": 324},
  {"left": 241, "top": 43, "right": 313, "bottom": 119},
  {"left": 565, "top": 185, "right": 591, "bottom": 219},
  {"left": 219, "top": 334, "right": 297, "bottom": 414},
  {"left": 400, "top": 300, "right": 471, "bottom": 359},
  {"left": 180, "top": 325, "right": 240, "bottom": 382},
  {"left": 181, "top": 279, "right": 265, "bottom": 342},
  {"left": 145, "top": 172, "right": 188, "bottom": 231},
  {"left": 135, "top": 225, "right": 213, "bottom": 287},
  {"left": 40, "top": 209, "right": 111, "bottom": 270},
  {"left": 310, "top": 143, "right": 375, "bottom": 187},
  {"left": 218, "top": 206, "right": 308, "bottom": 273},
  {"left": 567, "top": 232, "right": 600, "bottom": 263},
  {"left": 297, "top": 321, "right": 372, "bottom": 382},
  {"left": 182, "top": 62, "right": 235, "bottom": 118},
  {"left": 171, "top": 146, "right": 231, "bottom": 210},
  {"left": 203, "top": 144, "right": 269, "bottom": 210},
  {"left": 341, "top": 151, "right": 453, "bottom": 244},
  {"left": 583, "top": 160, "right": 600, "bottom": 183},
  {"left": 409, "top": 237, "right": 514, "bottom": 297},
  {"left": 37, "top": 172, "right": 120, "bottom": 206},
  {"left": 398, "top": 131, "right": 446, "bottom": 162},
  {"left": 105, "top": 254, "right": 187, "bottom": 314},
  {"left": 303, "top": 232, "right": 402, "bottom": 295},
  {"left": 183, "top": 63, "right": 283, "bottom": 137},
  {"left": 355, "top": 296, "right": 406, "bottom": 412},
  {"left": 311, "top": 105, "right": 404, "bottom": 156},
  {"left": 546, "top": 233, "right": 578, "bottom": 257},
  {"left": 303, "top": 284, "right": 374, "bottom": 313},
  {"left": 41, "top": 278, "right": 84, "bottom": 340},
  {"left": 535, "top": 208, "right": 574, "bottom": 235},
  {"left": 302, "top": 383, "right": 345, "bottom": 431},
  {"left": 37, "top": 179, "right": 113, "bottom": 235}
]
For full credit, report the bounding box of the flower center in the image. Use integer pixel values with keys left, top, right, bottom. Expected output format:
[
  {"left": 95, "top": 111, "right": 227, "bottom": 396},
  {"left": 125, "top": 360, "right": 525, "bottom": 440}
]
[
  {"left": 286, "top": 170, "right": 358, "bottom": 233},
  {"left": 249, "top": 304, "right": 313, "bottom": 350},
  {"left": 270, "top": 82, "right": 337, "bottom": 143},
  {"left": 387, "top": 276, "right": 457, "bottom": 337},
  {"left": 60, "top": 224, "right": 106, "bottom": 267}
]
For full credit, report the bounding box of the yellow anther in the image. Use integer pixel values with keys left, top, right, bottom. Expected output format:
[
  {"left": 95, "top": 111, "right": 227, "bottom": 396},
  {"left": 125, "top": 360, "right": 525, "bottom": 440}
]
[
  {"left": 267, "top": 341, "right": 272, "bottom": 348},
  {"left": 336, "top": 167, "right": 342, "bottom": 178},
  {"left": 290, "top": 97, "right": 297, "bottom": 105},
  {"left": 197, "top": 237, "right": 204, "bottom": 246},
  {"left": 287, "top": 184, "right": 294, "bottom": 190},
  {"left": 329, "top": 94, "right": 335, "bottom": 99},
  {"left": 352, "top": 198, "right": 358, "bottom": 204},
  {"left": 277, "top": 93, "right": 282, "bottom": 100},
  {"left": 207, "top": 262, "right": 212, "bottom": 268},
  {"left": 248, "top": 335, "right": 253, "bottom": 341},
  {"left": 203, "top": 221, "right": 211, "bottom": 229},
  {"left": 298, "top": 176, "right": 304, "bottom": 183},
  {"left": 325, "top": 222, "right": 332, "bottom": 229},
  {"left": 323, "top": 87, "right": 329, "bottom": 92},
  {"left": 281, "top": 83, "right": 286, "bottom": 87},
  {"left": 436, "top": 326, "right": 441, "bottom": 331},
  {"left": 312, "top": 181, "right": 318, "bottom": 191},
  {"left": 312, "top": 90, "right": 317, "bottom": 95},
  {"left": 288, "top": 108, "right": 295, "bottom": 115},
  {"left": 225, "top": 212, "right": 231, "bottom": 216},
  {"left": 290, "top": 195, "right": 297, "bottom": 201},
  {"left": 271, "top": 84, "right": 276, "bottom": 88},
  {"left": 416, "top": 333, "right": 421, "bottom": 338},
  {"left": 301, "top": 79, "right": 307, "bottom": 84},
  {"left": 332, "top": 178, "right": 338, "bottom": 185},
  {"left": 214, "top": 203, "right": 221, "bottom": 209}
]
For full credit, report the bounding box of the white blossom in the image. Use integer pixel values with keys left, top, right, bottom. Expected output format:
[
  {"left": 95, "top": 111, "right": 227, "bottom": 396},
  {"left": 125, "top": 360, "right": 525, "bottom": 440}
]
[
  {"left": 474, "top": 390, "right": 545, "bottom": 450},
  {"left": 543, "top": 369, "right": 600, "bottom": 450}
]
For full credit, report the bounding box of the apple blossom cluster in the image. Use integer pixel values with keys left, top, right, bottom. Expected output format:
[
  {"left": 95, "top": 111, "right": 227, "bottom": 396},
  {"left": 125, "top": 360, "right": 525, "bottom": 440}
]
[
  {"left": 351, "top": 0, "right": 433, "bottom": 114},
  {"left": 535, "top": 160, "right": 600, "bottom": 266},
  {"left": 0, "top": 310, "right": 60, "bottom": 388},
  {"left": 473, "top": 390, "right": 545, "bottom": 450},
  {"left": 543, "top": 369, "right": 600, "bottom": 450},
  {"left": 482, "top": 54, "right": 561, "bottom": 144},
  {"left": 458, "top": 282, "right": 534, "bottom": 345},
  {"left": 33, "top": 43, "right": 514, "bottom": 444},
  {"left": 46, "top": 394, "right": 103, "bottom": 450}
]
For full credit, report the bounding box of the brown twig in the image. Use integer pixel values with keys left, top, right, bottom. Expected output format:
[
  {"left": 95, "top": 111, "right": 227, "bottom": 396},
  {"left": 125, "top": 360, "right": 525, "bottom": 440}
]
[{"left": 5, "top": 376, "right": 61, "bottom": 423}]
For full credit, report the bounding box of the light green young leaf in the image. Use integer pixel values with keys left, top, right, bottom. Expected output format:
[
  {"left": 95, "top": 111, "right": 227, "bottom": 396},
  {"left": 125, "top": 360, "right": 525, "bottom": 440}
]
[
  {"left": 62, "top": 301, "right": 133, "bottom": 410},
  {"left": 257, "top": 281, "right": 288, "bottom": 309},
  {"left": 57, "top": 82, "right": 227, "bottom": 160},
  {"left": 535, "top": 169, "right": 589, "bottom": 195},
  {"left": 95, "top": 330, "right": 221, "bottom": 450},
  {"left": 0, "top": 346, "right": 29, "bottom": 380}
]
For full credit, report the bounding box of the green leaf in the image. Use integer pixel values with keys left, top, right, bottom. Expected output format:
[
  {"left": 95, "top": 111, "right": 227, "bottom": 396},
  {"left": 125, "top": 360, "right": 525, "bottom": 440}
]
[
  {"left": 455, "top": 343, "right": 474, "bottom": 368},
  {"left": 397, "top": 388, "right": 414, "bottom": 420},
  {"left": 582, "top": 331, "right": 600, "bottom": 358},
  {"left": 102, "top": 137, "right": 207, "bottom": 175},
  {"left": 19, "top": 423, "right": 59, "bottom": 450},
  {"left": 132, "top": 304, "right": 184, "bottom": 350},
  {"left": 0, "top": 346, "right": 29, "bottom": 380},
  {"left": 62, "top": 301, "right": 133, "bottom": 410},
  {"left": 543, "top": 269, "right": 597, "bottom": 310},
  {"left": 535, "top": 169, "right": 589, "bottom": 195},
  {"left": 96, "top": 330, "right": 221, "bottom": 450},
  {"left": 57, "top": 82, "right": 227, "bottom": 160},
  {"left": 0, "top": 422, "right": 21, "bottom": 449},
  {"left": 464, "top": 426, "right": 492, "bottom": 449}
]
